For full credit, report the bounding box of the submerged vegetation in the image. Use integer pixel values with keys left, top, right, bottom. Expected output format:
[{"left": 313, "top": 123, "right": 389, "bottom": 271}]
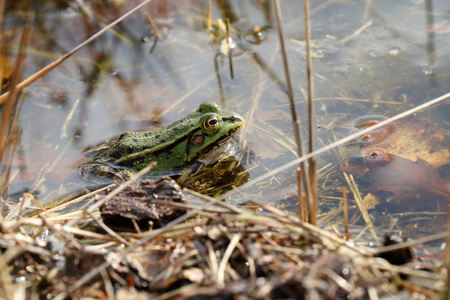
[{"left": 0, "top": 0, "right": 449, "bottom": 298}]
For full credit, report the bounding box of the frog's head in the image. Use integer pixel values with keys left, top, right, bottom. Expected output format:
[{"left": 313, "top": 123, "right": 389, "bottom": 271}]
[{"left": 185, "top": 102, "right": 244, "bottom": 162}]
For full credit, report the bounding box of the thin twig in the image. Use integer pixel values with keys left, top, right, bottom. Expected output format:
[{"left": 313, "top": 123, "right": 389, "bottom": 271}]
[
  {"left": 297, "top": 168, "right": 304, "bottom": 221},
  {"left": 0, "top": 26, "right": 28, "bottom": 160},
  {"left": 0, "top": 31, "right": 11, "bottom": 100},
  {"left": 206, "top": 240, "right": 219, "bottom": 281},
  {"left": 3, "top": 90, "right": 26, "bottom": 194},
  {"left": 143, "top": 11, "right": 161, "bottom": 38},
  {"left": 272, "top": 0, "right": 314, "bottom": 224},
  {"left": 225, "top": 18, "right": 234, "bottom": 79},
  {"left": 302, "top": 193, "right": 307, "bottom": 222},
  {"left": 373, "top": 231, "right": 450, "bottom": 255},
  {"left": 446, "top": 201, "right": 450, "bottom": 300},
  {"left": 33, "top": 183, "right": 113, "bottom": 217},
  {"left": 100, "top": 268, "right": 115, "bottom": 300},
  {"left": 184, "top": 188, "right": 243, "bottom": 214},
  {"left": 343, "top": 172, "right": 379, "bottom": 244},
  {"left": 217, "top": 234, "right": 241, "bottom": 288},
  {"left": 310, "top": 159, "right": 317, "bottom": 226},
  {"left": 341, "top": 20, "right": 372, "bottom": 43},
  {"left": 85, "top": 211, "right": 130, "bottom": 246},
  {"left": 302, "top": 0, "right": 318, "bottom": 226},
  {"left": 61, "top": 98, "right": 79, "bottom": 139},
  {"left": 362, "top": 0, "right": 373, "bottom": 23},
  {"left": 0, "top": 0, "right": 4, "bottom": 39},
  {"left": 0, "top": 26, "right": 28, "bottom": 197},
  {"left": 0, "top": 0, "right": 155, "bottom": 104},
  {"left": 303, "top": 0, "right": 315, "bottom": 202},
  {"left": 207, "top": 0, "right": 212, "bottom": 31},
  {"left": 342, "top": 187, "right": 349, "bottom": 238},
  {"left": 370, "top": 258, "right": 446, "bottom": 281},
  {"left": 63, "top": 226, "right": 116, "bottom": 241}
]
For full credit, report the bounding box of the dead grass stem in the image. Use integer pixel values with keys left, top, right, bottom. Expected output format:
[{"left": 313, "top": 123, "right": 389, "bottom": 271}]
[{"left": 272, "top": 0, "right": 314, "bottom": 224}]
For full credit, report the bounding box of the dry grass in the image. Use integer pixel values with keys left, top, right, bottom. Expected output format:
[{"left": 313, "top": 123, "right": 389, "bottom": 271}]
[
  {"left": 0, "top": 0, "right": 448, "bottom": 299},
  {"left": 0, "top": 183, "right": 446, "bottom": 299}
]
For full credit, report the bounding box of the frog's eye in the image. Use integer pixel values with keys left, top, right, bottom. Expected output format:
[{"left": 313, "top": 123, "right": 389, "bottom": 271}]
[{"left": 202, "top": 114, "right": 223, "bottom": 133}]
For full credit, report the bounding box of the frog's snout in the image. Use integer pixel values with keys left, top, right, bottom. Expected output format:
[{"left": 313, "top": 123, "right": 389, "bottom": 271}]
[{"left": 229, "top": 115, "right": 244, "bottom": 135}]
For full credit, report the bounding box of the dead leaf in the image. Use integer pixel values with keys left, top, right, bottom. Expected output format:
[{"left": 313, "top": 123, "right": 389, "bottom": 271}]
[
  {"left": 360, "top": 116, "right": 449, "bottom": 168},
  {"left": 362, "top": 193, "right": 379, "bottom": 210}
]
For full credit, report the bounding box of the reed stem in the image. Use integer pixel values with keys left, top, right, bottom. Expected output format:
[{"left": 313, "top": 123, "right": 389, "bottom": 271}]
[{"left": 272, "top": 0, "right": 314, "bottom": 223}]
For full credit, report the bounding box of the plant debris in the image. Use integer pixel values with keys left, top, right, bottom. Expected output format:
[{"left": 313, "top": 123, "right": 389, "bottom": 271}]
[
  {"left": 100, "top": 177, "right": 186, "bottom": 231},
  {"left": 0, "top": 187, "right": 446, "bottom": 299},
  {"left": 375, "top": 233, "right": 413, "bottom": 266}
]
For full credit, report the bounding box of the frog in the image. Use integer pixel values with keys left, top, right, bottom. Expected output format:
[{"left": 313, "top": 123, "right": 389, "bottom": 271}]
[{"left": 78, "top": 101, "right": 245, "bottom": 182}]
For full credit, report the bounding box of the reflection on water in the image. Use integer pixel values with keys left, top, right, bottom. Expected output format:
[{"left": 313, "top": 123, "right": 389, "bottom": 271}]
[{"left": 1, "top": 0, "right": 450, "bottom": 241}]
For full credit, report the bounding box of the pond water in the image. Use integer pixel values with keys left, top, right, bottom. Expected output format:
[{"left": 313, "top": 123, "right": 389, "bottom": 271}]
[{"left": 1, "top": 0, "right": 449, "bottom": 244}]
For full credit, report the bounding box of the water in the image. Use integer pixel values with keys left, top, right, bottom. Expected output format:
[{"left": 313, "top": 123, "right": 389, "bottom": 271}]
[{"left": 2, "top": 0, "right": 449, "bottom": 243}]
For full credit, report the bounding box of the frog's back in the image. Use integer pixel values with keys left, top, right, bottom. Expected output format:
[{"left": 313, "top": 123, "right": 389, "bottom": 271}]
[
  {"left": 111, "top": 102, "right": 221, "bottom": 158},
  {"left": 110, "top": 113, "right": 202, "bottom": 159}
]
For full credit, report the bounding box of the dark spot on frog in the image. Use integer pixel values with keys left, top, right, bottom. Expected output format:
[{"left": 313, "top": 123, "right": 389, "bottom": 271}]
[
  {"left": 142, "top": 145, "right": 149, "bottom": 150},
  {"left": 228, "top": 127, "right": 239, "bottom": 136},
  {"left": 133, "top": 139, "right": 139, "bottom": 143},
  {"left": 119, "top": 158, "right": 136, "bottom": 168},
  {"left": 155, "top": 134, "right": 161, "bottom": 138},
  {"left": 144, "top": 132, "right": 151, "bottom": 137},
  {"left": 173, "top": 127, "right": 180, "bottom": 131},
  {"left": 127, "top": 146, "right": 134, "bottom": 154},
  {"left": 112, "top": 152, "right": 122, "bottom": 159},
  {"left": 160, "top": 139, "right": 165, "bottom": 143},
  {"left": 192, "top": 135, "right": 204, "bottom": 147}
]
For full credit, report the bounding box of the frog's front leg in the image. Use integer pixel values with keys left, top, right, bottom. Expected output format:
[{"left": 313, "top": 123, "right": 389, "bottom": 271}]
[{"left": 78, "top": 163, "right": 135, "bottom": 183}]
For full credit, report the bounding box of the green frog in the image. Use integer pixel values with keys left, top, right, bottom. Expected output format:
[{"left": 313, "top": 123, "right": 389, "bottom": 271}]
[{"left": 78, "top": 101, "right": 244, "bottom": 182}]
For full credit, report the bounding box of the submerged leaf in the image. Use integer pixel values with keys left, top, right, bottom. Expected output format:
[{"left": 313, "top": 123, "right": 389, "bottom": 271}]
[
  {"left": 366, "top": 154, "right": 449, "bottom": 212},
  {"left": 360, "top": 116, "right": 449, "bottom": 168},
  {"left": 343, "top": 116, "right": 450, "bottom": 211}
]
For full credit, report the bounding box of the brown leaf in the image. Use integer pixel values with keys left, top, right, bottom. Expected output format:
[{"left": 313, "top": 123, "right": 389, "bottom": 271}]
[
  {"left": 360, "top": 116, "right": 449, "bottom": 168},
  {"left": 362, "top": 193, "right": 379, "bottom": 210}
]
